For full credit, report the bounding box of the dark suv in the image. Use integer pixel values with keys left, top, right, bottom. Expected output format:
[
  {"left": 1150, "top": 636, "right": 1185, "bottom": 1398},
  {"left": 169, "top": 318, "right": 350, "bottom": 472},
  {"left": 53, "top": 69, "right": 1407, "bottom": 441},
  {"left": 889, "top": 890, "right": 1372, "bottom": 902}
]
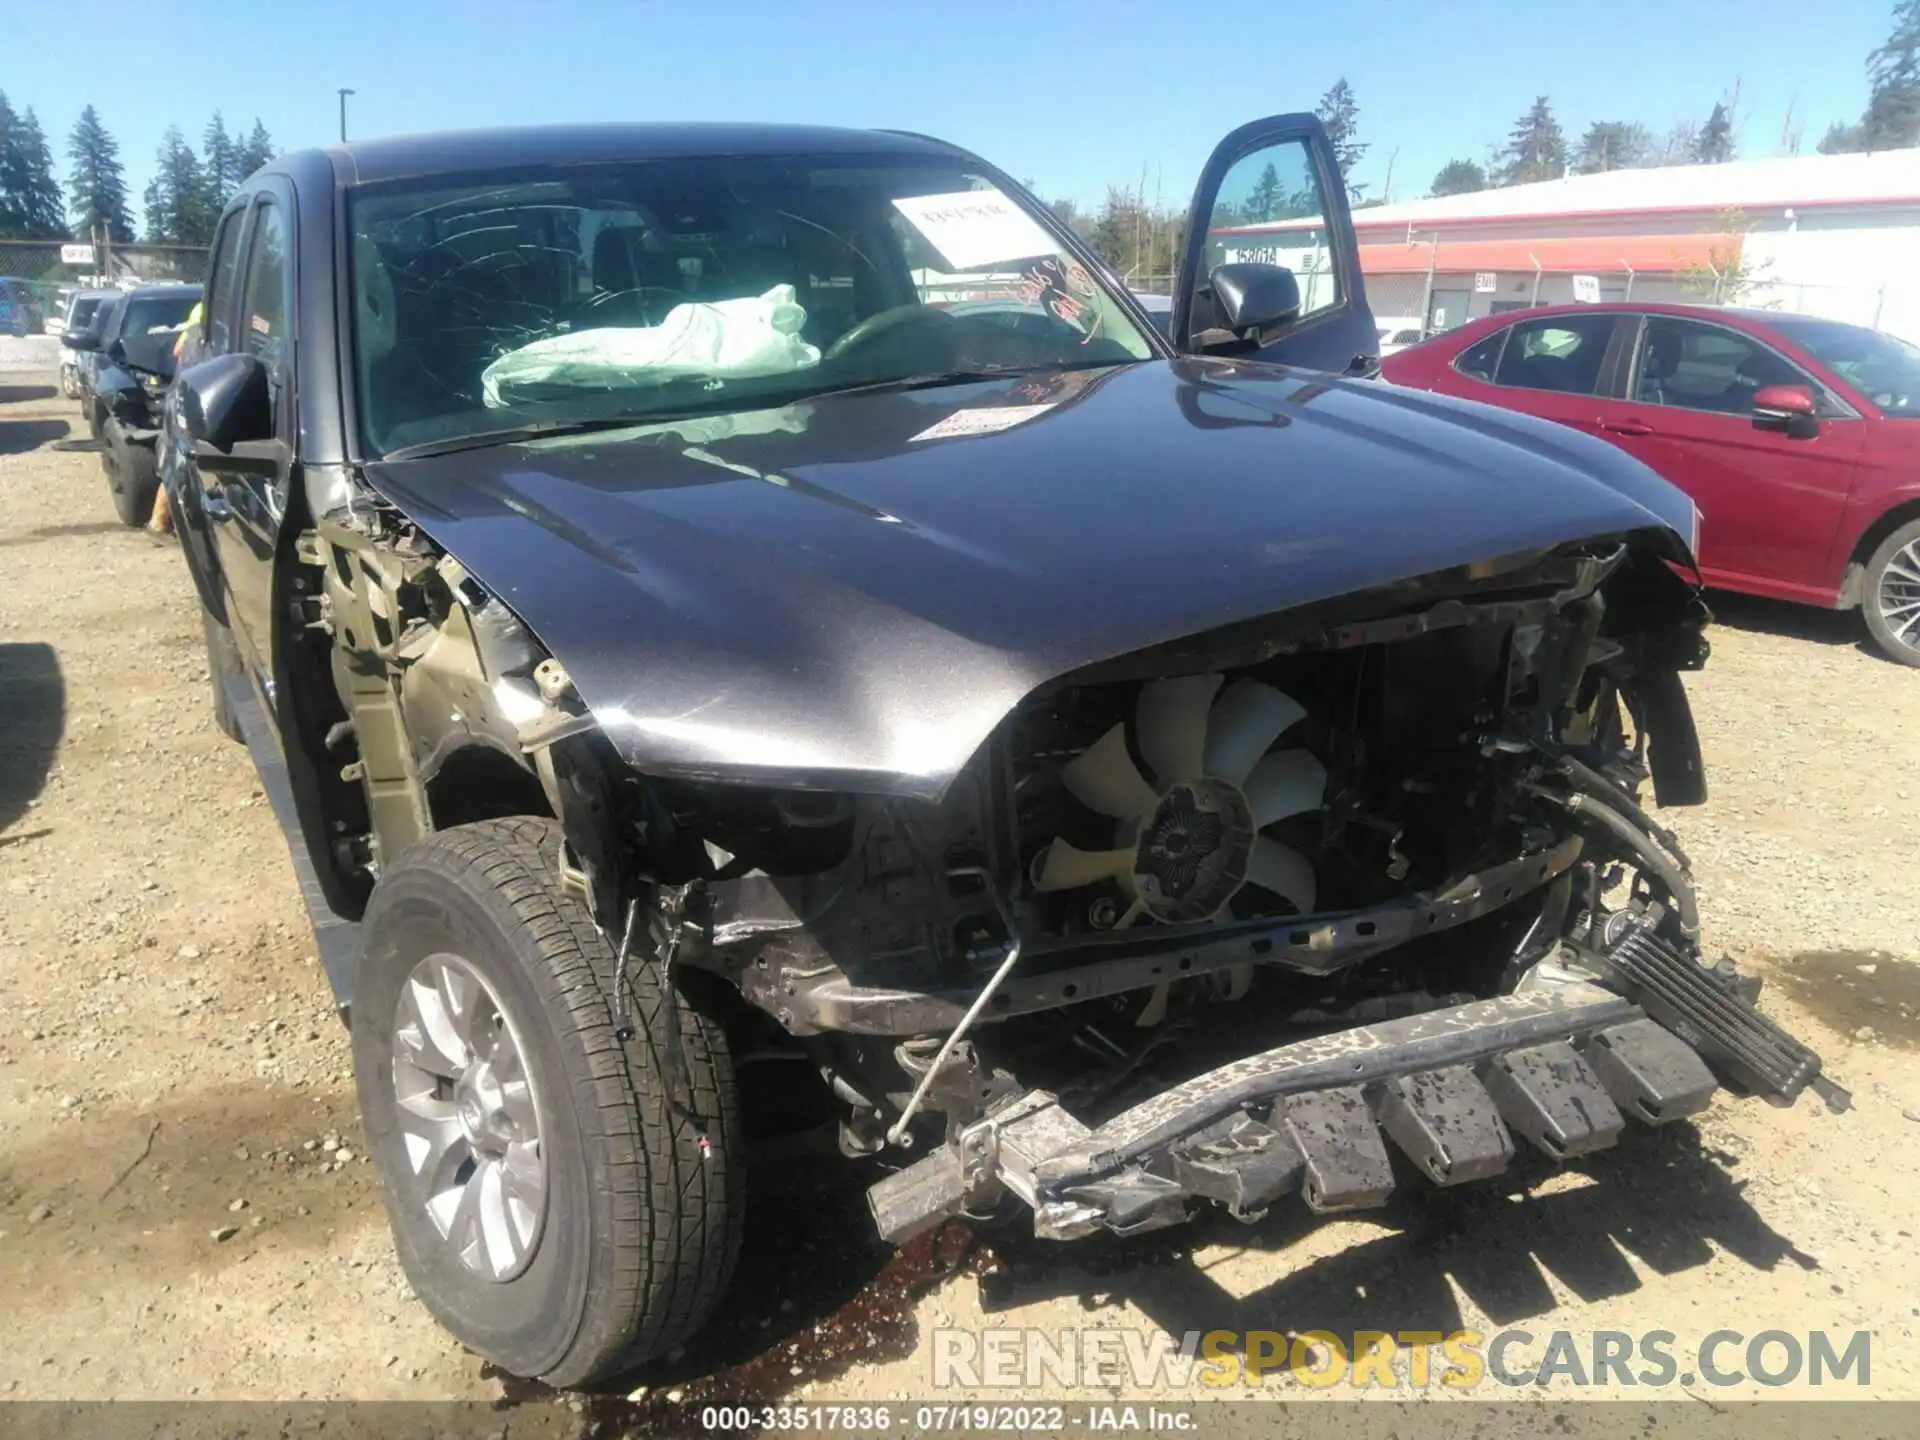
[
  {"left": 63, "top": 281, "right": 201, "bottom": 524},
  {"left": 0, "top": 276, "right": 45, "bottom": 336},
  {"left": 165, "top": 117, "right": 1837, "bottom": 1387},
  {"left": 56, "top": 289, "right": 117, "bottom": 398}
]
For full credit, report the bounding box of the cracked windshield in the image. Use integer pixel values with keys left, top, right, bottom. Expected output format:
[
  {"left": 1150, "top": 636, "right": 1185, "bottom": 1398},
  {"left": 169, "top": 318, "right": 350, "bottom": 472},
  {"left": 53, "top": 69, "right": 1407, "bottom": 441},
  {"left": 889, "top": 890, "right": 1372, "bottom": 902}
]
[
  {"left": 348, "top": 156, "right": 1153, "bottom": 455},
  {"left": 10, "top": 0, "right": 1920, "bottom": 1427}
]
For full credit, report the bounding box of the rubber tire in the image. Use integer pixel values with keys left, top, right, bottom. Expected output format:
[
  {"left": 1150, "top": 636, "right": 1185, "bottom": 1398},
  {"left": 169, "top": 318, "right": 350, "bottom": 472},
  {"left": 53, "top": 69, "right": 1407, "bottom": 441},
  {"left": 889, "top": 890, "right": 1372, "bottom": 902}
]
[
  {"left": 105, "top": 429, "right": 160, "bottom": 528},
  {"left": 201, "top": 610, "right": 245, "bottom": 742},
  {"left": 353, "top": 817, "right": 743, "bottom": 1386},
  {"left": 1862, "top": 517, "right": 1920, "bottom": 668}
]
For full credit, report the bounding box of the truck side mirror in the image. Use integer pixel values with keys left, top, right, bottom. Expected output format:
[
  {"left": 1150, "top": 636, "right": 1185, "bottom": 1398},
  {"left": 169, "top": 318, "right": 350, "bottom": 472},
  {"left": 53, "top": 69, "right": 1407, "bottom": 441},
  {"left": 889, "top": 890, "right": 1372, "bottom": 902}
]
[
  {"left": 1209, "top": 262, "right": 1302, "bottom": 337},
  {"left": 179, "top": 352, "right": 273, "bottom": 454}
]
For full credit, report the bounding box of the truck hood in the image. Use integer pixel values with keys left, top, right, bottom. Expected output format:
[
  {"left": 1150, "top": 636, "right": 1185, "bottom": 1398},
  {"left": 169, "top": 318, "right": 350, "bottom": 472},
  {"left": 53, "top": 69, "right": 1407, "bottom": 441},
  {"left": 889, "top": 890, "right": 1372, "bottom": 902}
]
[{"left": 363, "top": 356, "right": 1697, "bottom": 800}]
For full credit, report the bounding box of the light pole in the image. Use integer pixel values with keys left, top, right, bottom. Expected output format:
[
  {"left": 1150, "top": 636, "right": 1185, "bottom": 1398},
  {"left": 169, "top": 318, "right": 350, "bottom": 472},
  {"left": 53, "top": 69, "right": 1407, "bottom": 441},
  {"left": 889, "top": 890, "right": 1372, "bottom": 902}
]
[{"left": 337, "top": 88, "right": 356, "bottom": 143}]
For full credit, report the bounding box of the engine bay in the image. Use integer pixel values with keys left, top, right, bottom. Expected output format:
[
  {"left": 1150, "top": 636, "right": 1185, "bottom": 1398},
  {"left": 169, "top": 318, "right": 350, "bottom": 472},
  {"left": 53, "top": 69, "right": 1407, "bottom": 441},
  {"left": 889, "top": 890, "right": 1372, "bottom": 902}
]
[
  {"left": 646, "top": 536, "right": 1719, "bottom": 1148},
  {"left": 292, "top": 486, "right": 1844, "bottom": 1252}
]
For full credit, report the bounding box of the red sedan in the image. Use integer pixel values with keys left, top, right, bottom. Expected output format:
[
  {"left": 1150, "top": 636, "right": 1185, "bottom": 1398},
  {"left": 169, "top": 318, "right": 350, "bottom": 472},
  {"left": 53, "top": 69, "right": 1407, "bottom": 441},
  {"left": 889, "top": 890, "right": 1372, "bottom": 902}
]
[{"left": 1382, "top": 303, "right": 1920, "bottom": 665}]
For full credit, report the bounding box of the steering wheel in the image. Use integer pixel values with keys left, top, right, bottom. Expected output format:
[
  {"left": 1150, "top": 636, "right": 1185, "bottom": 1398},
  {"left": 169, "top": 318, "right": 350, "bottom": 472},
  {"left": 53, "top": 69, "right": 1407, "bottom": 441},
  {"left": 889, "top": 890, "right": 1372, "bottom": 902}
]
[{"left": 825, "top": 303, "right": 958, "bottom": 361}]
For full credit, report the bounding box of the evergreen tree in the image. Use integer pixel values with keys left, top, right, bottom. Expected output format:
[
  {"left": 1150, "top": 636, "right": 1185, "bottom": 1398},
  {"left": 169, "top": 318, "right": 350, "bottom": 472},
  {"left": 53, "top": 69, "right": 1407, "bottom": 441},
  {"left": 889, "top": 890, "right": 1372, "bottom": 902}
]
[
  {"left": 1245, "top": 162, "right": 1284, "bottom": 222},
  {"left": 1314, "top": 78, "right": 1368, "bottom": 200},
  {"left": 1429, "top": 159, "right": 1487, "bottom": 197},
  {"left": 1865, "top": 0, "right": 1920, "bottom": 147},
  {"left": 1574, "top": 121, "right": 1651, "bottom": 174},
  {"left": 235, "top": 119, "right": 275, "bottom": 181},
  {"left": 0, "top": 95, "right": 62, "bottom": 237},
  {"left": 67, "top": 104, "right": 133, "bottom": 242},
  {"left": 0, "top": 92, "right": 21, "bottom": 236},
  {"left": 1692, "top": 103, "right": 1736, "bottom": 163},
  {"left": 1817, "top": 119, "right": 1870, "bottom": 153},
  {"left": 1819, "top": 3, "right": 1920, "bottom": 153},
  {"left": 203, "top": 112, "right": 243, "bottom": 208},
  {"left": 140, "top": 171, "right": 165, "bottom": 247},
  {"left": 1088, "top": 185, "right": 1143, "bottom": 269},
  {"left": 1498, "top": 97, "right": 1567, "bottom": 185},
  {"left": 144, "top": 126, "right": 216, "bottom": 246},
  {"left": 14, "top": 110, "right": 68, "bottom": 238}
]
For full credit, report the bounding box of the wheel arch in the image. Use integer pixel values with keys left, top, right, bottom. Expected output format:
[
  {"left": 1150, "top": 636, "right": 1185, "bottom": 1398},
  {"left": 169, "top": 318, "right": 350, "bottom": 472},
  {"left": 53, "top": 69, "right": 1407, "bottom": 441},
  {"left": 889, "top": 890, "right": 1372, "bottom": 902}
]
[
  {"left": 1838, "top": 495, "right": 1920, "bottom": 609},
  {"left": 276, "top": 490, "right": 639, "bottom": 935},
  {"left": 424, "top": 739, "right": 554, "bottom": 830},
  {"left": 269, "top": 482, "right": 377, "bottom": 921}
]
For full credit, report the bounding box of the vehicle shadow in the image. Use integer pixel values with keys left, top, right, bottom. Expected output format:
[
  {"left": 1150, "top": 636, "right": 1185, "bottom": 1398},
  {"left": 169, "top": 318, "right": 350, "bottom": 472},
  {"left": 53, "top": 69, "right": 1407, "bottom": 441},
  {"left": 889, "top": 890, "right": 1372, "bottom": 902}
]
[
  {"left": 525, "top": 1119, "right": 1812, "bottom": 1426},
  {"left": 1706, "top": 590, "right": 1862, "bottom": 649},
  {"left": 971, "top": 1122, "right": 1816, "bottom": 1351},
  {"left": 0, "top": 417, "right": 70, "bottom": 455},
  {"left": 0, "top": 519, "right": 127, "bottom": 550},
  {"left": 0, "top": 641, "right": 65, "bottom": 837},
  {"left": 0, "top": 383, "right": 60, "bottom": 405}
]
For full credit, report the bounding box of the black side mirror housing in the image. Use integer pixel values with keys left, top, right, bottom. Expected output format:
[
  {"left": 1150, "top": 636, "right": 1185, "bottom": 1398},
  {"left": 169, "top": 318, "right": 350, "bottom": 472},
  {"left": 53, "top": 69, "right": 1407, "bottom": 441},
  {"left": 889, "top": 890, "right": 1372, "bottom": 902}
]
[
  {"left": 1208, "top": 262, "right": 1303, "bottom": 338},
  {"left": 61, "top": 329, "right": 99, "bottom": 351},
  {"left": 180, "top": 352, "right": 273, "bottom": 455}
]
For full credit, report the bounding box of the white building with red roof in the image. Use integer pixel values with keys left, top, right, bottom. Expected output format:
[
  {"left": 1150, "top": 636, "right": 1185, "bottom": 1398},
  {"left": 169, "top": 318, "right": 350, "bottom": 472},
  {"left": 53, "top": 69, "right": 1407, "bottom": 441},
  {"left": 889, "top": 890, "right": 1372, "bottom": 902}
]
[{"left": 1216, "top": 147, "right": 1920, "bottom": 343}]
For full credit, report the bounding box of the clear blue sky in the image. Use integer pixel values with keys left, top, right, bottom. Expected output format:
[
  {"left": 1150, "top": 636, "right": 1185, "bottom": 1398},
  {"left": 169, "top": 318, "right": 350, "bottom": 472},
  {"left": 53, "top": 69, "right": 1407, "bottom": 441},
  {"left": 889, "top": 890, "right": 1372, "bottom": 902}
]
[{"left": 2, "top": 0, "right": 1897, "bottom": 215}]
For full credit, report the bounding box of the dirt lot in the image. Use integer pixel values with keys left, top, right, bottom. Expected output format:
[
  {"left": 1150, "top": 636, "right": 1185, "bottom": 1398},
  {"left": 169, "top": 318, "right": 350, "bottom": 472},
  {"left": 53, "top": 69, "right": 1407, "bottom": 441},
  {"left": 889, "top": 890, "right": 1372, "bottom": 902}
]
[{"left": 3, "top": 374, "right": 1919, "bottom": 1415}]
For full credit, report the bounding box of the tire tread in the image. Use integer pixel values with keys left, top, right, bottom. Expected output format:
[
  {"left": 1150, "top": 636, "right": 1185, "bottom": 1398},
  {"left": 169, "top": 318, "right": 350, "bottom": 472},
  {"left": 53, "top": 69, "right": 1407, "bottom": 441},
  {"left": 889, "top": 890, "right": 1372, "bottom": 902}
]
[{"left": 369, "top": 817, "right": 741, "bottom": 1385}]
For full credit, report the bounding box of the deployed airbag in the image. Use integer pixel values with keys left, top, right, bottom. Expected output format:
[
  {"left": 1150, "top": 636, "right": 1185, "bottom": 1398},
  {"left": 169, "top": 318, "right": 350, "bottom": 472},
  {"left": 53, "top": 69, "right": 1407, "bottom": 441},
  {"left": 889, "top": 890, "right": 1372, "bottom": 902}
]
[{"left": 481, "top": 284, "right": 821, "bottom": 407}]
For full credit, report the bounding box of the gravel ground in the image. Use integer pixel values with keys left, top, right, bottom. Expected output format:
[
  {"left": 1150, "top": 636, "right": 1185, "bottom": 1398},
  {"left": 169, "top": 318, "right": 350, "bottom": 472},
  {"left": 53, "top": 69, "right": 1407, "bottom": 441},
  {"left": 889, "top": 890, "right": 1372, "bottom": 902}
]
[{"left": 2, "top": 375, "right": 1918, "bottom": 1414}]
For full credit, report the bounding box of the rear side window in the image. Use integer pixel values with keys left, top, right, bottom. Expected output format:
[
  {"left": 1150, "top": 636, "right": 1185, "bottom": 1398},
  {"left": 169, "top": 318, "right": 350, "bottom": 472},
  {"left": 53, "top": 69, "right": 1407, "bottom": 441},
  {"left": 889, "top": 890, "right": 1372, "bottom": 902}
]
[
  {"left": 240, "top": 199, "right": 292, "bottom": 380},
  {"left": 1454, "top": 330, "right": 1505, "bottom": 381},
  {"left": 1490, "top": 315, "right": 1616, "bottom": 395},
  {"left": 205, "top": 210, "right": 248, "bottom": 354}
]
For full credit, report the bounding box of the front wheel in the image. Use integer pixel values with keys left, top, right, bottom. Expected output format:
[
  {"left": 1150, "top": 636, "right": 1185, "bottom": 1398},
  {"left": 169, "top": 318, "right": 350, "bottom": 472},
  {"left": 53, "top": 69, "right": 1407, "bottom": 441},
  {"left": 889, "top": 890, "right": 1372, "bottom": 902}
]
[
  {"left": 1862, "top": 518, "right": 1920, "bottom": 667},
  {"left": 104, "top": 427, "right": 160, "bottom": 527},
  {"left": 353, "top": 817, "right": 743, "bottom": 1385}
]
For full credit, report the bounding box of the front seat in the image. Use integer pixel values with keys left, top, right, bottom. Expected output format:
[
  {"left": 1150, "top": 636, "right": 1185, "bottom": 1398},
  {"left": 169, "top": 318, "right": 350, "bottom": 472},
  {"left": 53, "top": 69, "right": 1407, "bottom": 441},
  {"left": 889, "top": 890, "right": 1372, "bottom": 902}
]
[{"left": 1637, "top": 327, "right": 1682, "bottom": 405}]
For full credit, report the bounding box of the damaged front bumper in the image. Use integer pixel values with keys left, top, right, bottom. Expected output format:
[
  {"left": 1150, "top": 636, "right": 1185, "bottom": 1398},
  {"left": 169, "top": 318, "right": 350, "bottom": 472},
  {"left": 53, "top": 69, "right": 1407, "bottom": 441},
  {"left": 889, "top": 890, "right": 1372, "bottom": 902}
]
[{"left": 868, "top": 925, "right": 1845, "bottom": 1244}]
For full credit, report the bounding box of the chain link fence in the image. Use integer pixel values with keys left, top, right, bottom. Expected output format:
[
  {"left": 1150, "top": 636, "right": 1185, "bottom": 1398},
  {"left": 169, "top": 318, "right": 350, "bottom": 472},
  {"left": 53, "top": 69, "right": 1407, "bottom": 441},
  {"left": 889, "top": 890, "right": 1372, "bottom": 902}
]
[{"left": 0, "top": 240, "right": 209, "bottom": 330}]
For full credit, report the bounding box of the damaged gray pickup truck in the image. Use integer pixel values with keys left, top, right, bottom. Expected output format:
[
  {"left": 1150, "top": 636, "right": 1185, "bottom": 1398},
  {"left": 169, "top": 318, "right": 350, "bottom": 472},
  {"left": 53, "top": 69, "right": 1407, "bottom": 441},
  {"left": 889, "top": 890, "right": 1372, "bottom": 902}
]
[{"left": 165, "top": 116, "right": 1843, "bottom": 1386}]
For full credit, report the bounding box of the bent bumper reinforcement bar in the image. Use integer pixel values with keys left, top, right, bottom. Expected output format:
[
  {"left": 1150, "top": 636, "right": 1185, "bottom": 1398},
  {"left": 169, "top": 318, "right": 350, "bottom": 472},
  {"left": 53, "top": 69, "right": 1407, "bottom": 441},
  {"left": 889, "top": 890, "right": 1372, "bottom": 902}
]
[
  {"left": 752, "top": 835, "right": 1585, "bottom": 1036},
  {"left": 868, "top": 977, "right": 1742, "bottom": 1244}
]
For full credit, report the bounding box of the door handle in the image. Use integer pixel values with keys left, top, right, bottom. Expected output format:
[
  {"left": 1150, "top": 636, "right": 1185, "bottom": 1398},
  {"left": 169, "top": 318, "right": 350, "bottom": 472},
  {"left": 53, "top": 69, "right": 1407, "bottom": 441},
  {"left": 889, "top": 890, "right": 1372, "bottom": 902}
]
[
  {"left": 200, "top": 483, "right": 233, "bottom": 521},
  {"left": 1602, "top": 420, "right": 1654, "bottom": 437}
]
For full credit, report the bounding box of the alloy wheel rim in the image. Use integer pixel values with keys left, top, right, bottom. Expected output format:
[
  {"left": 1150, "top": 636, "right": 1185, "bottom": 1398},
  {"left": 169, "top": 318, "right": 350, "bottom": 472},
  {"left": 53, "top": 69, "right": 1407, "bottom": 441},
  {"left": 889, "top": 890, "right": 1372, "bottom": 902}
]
[
  {"left": 390, "top": 953, "right": 548, "bottom": 1282},
  {"left": 1877, "top": 539, "right": 1920, "bottom": 655}
]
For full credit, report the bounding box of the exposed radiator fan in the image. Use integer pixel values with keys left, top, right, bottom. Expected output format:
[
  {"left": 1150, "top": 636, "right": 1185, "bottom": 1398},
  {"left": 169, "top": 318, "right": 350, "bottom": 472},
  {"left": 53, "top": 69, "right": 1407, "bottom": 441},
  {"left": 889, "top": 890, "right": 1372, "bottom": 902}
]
[{"left": 1033, "top": 675, "right": 1325, "bottom": 923}]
